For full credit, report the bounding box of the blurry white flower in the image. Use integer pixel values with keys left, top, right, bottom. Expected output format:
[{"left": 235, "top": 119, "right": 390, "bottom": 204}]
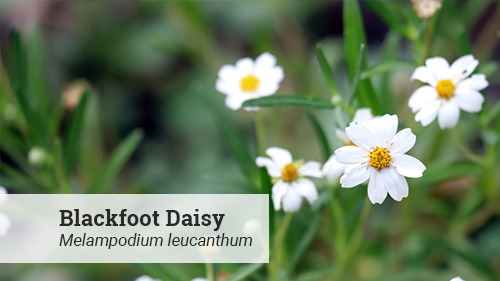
[
  {"left": 243, "top": 219, "right": 262, "bottom": 236},
  {"left": 3, "top": 103, "right": 17, "bottom": 121},
  {"left": 191, "top": 278, "right": 208, "bottom": 281},
  {"left": 323, "top": 108, "right": 380, "bottom": 180},
  {"left": 0, "top": 187, "right": 10, "bottom": 238},
  {"left": 0, "top": 186, "right": 7, "bottom": 205},
  {"left": 62, "top": 79, "right": 87, "bottom": 110},
  {"left": 412, "top": 0, "right": 442, "bottom": 19},
  {"left": 135, "top": 275, "right": 161, "bottom": 281},
  {"left": 334, "top": 115, "right": 426, "bottom": 204},
  {"left": 410, "top": 55, "right": 488, "bottom": 129},
  {"left": 256, "top": 147, "right": 322, "bottom": 212},
  {"left": 216, "top": 52, "right": 284, "bottom": 111},
  {"left": 450, "top": 278, "right": 464, "bottom": 281},
  {"left": 28, "top": 147, "right": 47, "bottom": 166}
]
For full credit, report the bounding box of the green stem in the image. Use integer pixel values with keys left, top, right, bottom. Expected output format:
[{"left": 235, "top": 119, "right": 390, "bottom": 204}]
[
  {"left": 254, "top": 112, "right": 266, "bottom": 156},
  {"left": 271, "top": 212, "right": 293, "bottom": 281},
  {"left": 453, "top": 127, "right": 484, "bottom": 164},
  {"left": 206, "top": 263, "right": 214, "bottom": 281},
  {"left": 342, "top": 197, "right": 371, "bottom": 267},
  {"left": 422, "top": 18, "right": 432, "bottom": 64}
]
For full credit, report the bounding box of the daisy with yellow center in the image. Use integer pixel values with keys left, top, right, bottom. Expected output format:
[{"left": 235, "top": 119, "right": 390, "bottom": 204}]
[
  {"left": 216, "top": 52, "right": 284, "bottom": 111},
  {"left": 410, "top": 55, "right": 488, "bottom": 129},
  {"left": 323, "top": 108, "right": 380, "bottom": 180},
  {"left": 334, "top": 115, "right": 426, "bottom": 204},
  {"left": 256, "top": 147, "right": 322, "bottom": 212}
]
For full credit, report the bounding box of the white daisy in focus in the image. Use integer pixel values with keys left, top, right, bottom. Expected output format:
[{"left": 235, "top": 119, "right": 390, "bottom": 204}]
[
  {"left": 450, "top": 278, "right": 464, "bottom": 281},
  {"left": 411, "top": 0, "right": 442, "bottom": 19},
  {"left": 334, "top": 115, "right": 426, "bottom": 204},
  {"left": 410, "top": 55, "right": 488, "bottom": 129},
  {"left": 135, "top": 275, "right": 161, "bottom": 281},
  {"left": 256, "top": 147, "right": 322, "bottom": 212},
  {"left": 323, "top": 108, "right": 380, "bottom": 180},
  {"left": 216, "top": 52, "right": 284, "bottom": 111}
]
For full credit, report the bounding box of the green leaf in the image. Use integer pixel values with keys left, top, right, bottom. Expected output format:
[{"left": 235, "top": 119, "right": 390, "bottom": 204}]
[
  {"left": 316, "top": 44, "right": 340, "bottom": 96},
  {"left": 242, "top": 95, "right": 334, "bottom": 109},
  {"left": 63, "top": 92, "right": 89, "bottom": 177},
  {"left": 10, "top": 30, "right": 46, "bottom": 146},
  {"left": 343, "top": 0, "right": 381, "bottom": 113},
  {"left": 307, "top": 113, "right": 331, "bottom": 160},
  {"left": 226, "top": 263, "right": 264, "bottom": 281},
  {"left": 88, "top": 129, "right": 144, "bottom": 193},
  {"left": 360, "top": 61, "right": 415, "bottom": 80},
  {"left": 27, "top": 24, "right": 50, "bottom": 119},
  {"left": 348, "top": 44, "right": 365, "bottom": 104}
]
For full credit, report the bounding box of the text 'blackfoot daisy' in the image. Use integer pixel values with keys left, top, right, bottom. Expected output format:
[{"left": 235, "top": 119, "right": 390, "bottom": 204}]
[
  {"left": 410, "top": 55, "right": 488, "bottom": 129},
  {"left": 334, "top": 115, "right": 426, "bottom": 204},
  {"left": 256, "top": 147, "right": 322, "bottom": 212},
  {"left": 216, "top": 52, "right": 284, "bottom": 111}
]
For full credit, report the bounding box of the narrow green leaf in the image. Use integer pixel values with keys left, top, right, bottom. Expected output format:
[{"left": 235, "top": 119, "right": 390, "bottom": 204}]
[
  {"left": 226, "top": 263, "right": 264, "bottom": 281},
  {"left": 343, "top": 0, "right": 381, "bottom": 113},
  {"left": 316, "top": 44, "right": 339, "bottom": 96},
  {"left": 63, "top": 92, "right": 89, "bottom": 177},
  {"left": 348, "top": 44, "right": 365, "bottom": 104},
  {"left": 457, "top": 27, "right": 472, "bottom": 56},
  {"left": 88, "top": 129, "right": 144, "bottom": 193},
  {"left": 27, "top": 24, "right": 50, "bottom": 118},
  {"left": 243, "top": 95, "right": 334, "bottom": 109},
  {"left": 307, "top": 113, "right": 331, "bottom": 160},
  {"left": 360, "top": 61, "right": 415, "bottom": 80}
]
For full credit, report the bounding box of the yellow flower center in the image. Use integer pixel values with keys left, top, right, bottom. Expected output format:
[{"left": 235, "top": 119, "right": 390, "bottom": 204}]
[
  {"left": 240, "top": 74, "right": 260, "bottom": 92},
  {"left": 436, "top": 79, "right": 455, "bottom": 100},
  {"left": 282, "top": 163, "right": 298, "bottom": 182},
  {"left": 348, "top": 140, "right": 356, "bottom": 146},
  {"left": 369, "top": 147, "right": 392, "bottom": 170}
]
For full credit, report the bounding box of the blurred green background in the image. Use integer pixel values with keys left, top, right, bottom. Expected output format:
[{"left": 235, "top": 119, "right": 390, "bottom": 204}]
[{"left": 1, "top": 0, "right": 500, "bottom": 280}]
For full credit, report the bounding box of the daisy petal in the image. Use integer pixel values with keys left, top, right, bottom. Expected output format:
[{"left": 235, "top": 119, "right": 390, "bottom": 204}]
[
  {"left": 345, "top": 123, "right": 376, "bottom": 151},
  {"left": 438, "top": 100, "right": 460, "bottom": 129},
  {"left": 235, "top": 58, "right": 254, "bottom": 75},
  {"left": 374, "top": 114, "right": 398, "bottom": 147},
  {"left": 353, "top": 108, "right": 374, "bottom": 123},
  {"left": 266, "top": 147, "right": 293, "bottom": 169},
  {"left": 0, "top": 186, "right": 6, "bottom": 204},
  {"left": 392, "top": 154, "right": 426, "bottom": 178},
  {"left": 254, "top": 52, "right": 277, "bottom": 73},
  {"left": 415, "top": 100, "right": 440, "bottom": 126},
  {"left": 271, "top": 180, "right": 288, "bottom": 211},
  {"left": 456, "top": 74, "right": 489, "bottom": 92},
  {"left": 450, "top": 54, "right": 477, "bottom": 82},
  {"left": 282, "top": 187, "right": 302, "bottom": 212},
  {"left": 388, "top": 128, "right": 416, "bottom": 155},
  {"left": 293, "top": 179, "right": 318, "bottom": 205},
  {"left": 225, "top": 95, "right": 246, "bottom": 110},
  {"left": 425, "top": 57, "right": 450, "bottom": 80},
  {"left": 411, "top": 66, "right": 437, "bottom": 86},
  {"left": 258, "top": 80, "right": 280, "bottom": 96},
  {"left": 256, "top": 157, "right": 281, "bottom": 178},
  {"left": 218, "top": 65, "right": 238, "bottom": 82},
  {"left": 454, "top": 90, "right": 484, "bottom": 113},
  {"left": 334, "top": 146, "right": 368, "bottom": 165},
  {"left": 382, "top": 168, "right": 409, "bottom": 202},
  {"left": 298, "top": 161, "right": 323, "bottom": 178},
  {"left": 367, "top": 171, "right": 388, "bottom": 204},
  {"left": 408, "top": 86, "right": 438, "bottom": 112},
  {"left": 340, "top": 163, "right": 372, "bottom": 188},
  {"left": 322, "top": 155, "right": 347, "bottom": 179}
]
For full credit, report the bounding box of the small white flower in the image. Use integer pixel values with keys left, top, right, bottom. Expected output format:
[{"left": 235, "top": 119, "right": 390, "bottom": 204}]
[
  {"left": 216, "top": 52, "right": 284, "bottom": 111},
  {"left": 135, "top": 275, "right": 161, "bottom": 281},
  {"left": 334, "top": 115, "right": 426, "bottom": 204},
  {"left": 256, "top": 147, "right": 322, "bottom": 212},
  {"left": 450, "top": 278, "right": 464, "bottom": 281},
  {"left": 410, "top": 55, "right": 488, "bottom": 129},
  {"left": 412, "top": 0, "right": 442, "bottom": 19},
  {"left": 323, "top": 108, "right": 380, "bottom": 180},
  {"left": 28, "top": 146, "right": 47, "bottom": 166}
]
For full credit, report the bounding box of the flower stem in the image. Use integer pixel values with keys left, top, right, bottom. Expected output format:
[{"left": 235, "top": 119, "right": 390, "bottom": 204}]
[
  {"left": 453, "top": 127, "right": 484, "bottom": 164},
  {"left": 342, "top": 197, "right": 371, "bottom": 267},
  {"left": 254, "top": 111, "right": 266, "bottom": 156},
  {"left": 422, "top": 18, "right": 432, "bottom": 64},
  {"left": 206, "top": 263, "right": 214, "bottom": 281},
  {"left": 271, "top": 212, "right": 293, "bottom": 281}
]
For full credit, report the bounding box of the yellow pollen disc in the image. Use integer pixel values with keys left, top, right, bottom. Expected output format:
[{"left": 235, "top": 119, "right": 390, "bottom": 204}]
[
  {"left": 240, "top": 74, "right": 260, "bottom": 92},
  {"left": 436, "top": 79, "right": 455, "bottom": 100},
  {"left": 369, "top": 147, "right": 392, "bottom": 170},
  {"left": 282, "top": 163, "right": 298, "bottom": 182}
]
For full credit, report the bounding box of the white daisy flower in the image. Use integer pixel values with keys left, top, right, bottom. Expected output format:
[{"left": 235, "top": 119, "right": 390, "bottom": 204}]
[
  {"left": 334, "top": 114, "right": 426, "bottom": 204},
  {"left": 256, "top": 147, "right": 322, "bottom": 212},
  {"left": 135, "top": 275, "right": 161, "bottom": 281},
  {"left": 323, "top": 108, "right": 380, "bottom": 180},
  {"left": 410, "top": 55, "right": 488, "bottom": 129},
  {"left": 216, "top": 52, "right": 284, "bottom": 111},
  {"left": 450, "top": 278, "right": 464, "bottom": 281},
  {"left": 411, "top": 0, "right": 442, "bottom": 19}
]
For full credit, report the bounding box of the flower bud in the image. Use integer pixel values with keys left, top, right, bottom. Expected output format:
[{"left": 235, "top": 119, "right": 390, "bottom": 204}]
[
  {"left": 411, "top": 0, "right": 442, "bottom": 19},
  {"left": 28, "top": 147, "right": 47, "bottom": 166}
]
